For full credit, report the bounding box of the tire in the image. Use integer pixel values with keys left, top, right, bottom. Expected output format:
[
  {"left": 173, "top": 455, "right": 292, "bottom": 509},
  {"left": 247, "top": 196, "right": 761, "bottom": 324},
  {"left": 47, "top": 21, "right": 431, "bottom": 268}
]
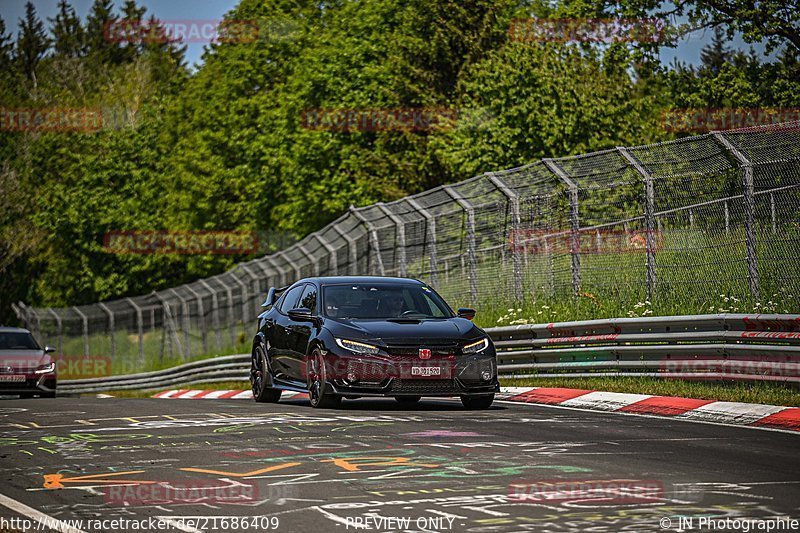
[
  {"left": 461, "top": 393, "right": 494, "bottom": 409},
  {"left": 395, "top": 396, "right": 421, "bottom": 404},
  {"left": 307, "top": 349, "right": 341, "bottom": 409},
  {"left": 251, "top": 344, "right": 281, "bottom": 403}
]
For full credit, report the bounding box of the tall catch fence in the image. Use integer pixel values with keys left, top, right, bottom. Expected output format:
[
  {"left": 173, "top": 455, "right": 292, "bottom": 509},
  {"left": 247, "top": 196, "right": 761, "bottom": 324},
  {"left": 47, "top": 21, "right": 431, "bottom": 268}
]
[{"left": 14, "top": 122, "right": 800, "bottom": 373}]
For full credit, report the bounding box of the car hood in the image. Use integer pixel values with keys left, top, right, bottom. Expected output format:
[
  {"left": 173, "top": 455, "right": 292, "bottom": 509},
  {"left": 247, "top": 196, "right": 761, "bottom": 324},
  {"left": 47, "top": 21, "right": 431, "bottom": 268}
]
[
  {"left": 0, "top": 349, "right": 48, "bottom": 373},
  {"left": 323, "top": 317, "right": 483, "bottom": 344}
]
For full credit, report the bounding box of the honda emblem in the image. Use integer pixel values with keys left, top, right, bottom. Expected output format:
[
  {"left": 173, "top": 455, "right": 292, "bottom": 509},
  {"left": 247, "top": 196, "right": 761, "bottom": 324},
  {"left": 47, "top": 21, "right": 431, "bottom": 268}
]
[{"left": 419, "top": 348, "right": 431, "bottom": 360}]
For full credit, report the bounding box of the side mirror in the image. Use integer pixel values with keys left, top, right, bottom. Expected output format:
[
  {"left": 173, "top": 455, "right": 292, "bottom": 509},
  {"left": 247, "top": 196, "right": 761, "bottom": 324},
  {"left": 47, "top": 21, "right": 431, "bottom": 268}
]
[
  {"left": 44, "top": 346, "right": 56, "bottom": 354},
  {"left": 288, "top": 308, "right": 314, "bottom": 322},
  {"left": 262, "top": 287, "right": 277, "bottom": 307},
  {"left": 457, "top": 308, "right": 476, "bottom": 320}
]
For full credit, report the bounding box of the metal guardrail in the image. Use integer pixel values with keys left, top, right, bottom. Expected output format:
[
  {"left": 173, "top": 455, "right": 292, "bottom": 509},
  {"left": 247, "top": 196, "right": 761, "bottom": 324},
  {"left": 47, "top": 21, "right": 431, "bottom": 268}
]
[{"left": 59, "top": 313, "right": 800, "bottom": 393}]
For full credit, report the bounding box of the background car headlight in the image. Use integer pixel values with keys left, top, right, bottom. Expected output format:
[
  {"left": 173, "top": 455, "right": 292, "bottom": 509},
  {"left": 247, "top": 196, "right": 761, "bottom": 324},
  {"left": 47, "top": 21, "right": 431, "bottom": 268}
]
[
  {"left": 35, "top": 362, "right": 56, "bottom": 374},
  {"left": 335, "top": 338, "right": 380, "bottom": 355},
  {"left": 462, "top": 338, "right": 489, "bottom": 354}
]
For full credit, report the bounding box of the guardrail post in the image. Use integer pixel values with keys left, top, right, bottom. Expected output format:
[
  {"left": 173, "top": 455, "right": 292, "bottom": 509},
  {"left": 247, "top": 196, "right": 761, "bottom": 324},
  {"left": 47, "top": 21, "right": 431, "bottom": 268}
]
[
  {"left": 713, "top": 132, "right": 760, "bottom": 302},
  {"left": 199, "top": 280, "right": 223, "bottom": 352},
  {"left": 331, "top": 223, "right": 359, "bottom": 275},
  {"left": 46, "top": 308, "right": 63, "bottom": 355},
  {"left": 168, "top": 289, "right": 191, "bottom": 360},
  {"left": 314, "top": 232, "right": 338, "bottom": 276},
  {"left": 544, "top": 159, "right": 580, "bottom": 295},
  {"left": 350, "top": 206, "right": 386, "bottom": 276},
  {"left": 487, "top": 173, "right": 523, "bottom": 302},
  {"left": 125, "top": 298, "right": 144, "bottom": 364},
  {"left": 443, "top": 185, "right": 478, "bottom": 303},
  {"left": 72, "top": 306, "right": 90, "bottom": 357},
  {"left": 406, "top": 197, "right": 439, "bottom": 287},
  {"left": 618, "top": 147, "right": 658, "bottom": 301},
  {"left": 376, "top": 203, "right": 407, "bottom": 277}
]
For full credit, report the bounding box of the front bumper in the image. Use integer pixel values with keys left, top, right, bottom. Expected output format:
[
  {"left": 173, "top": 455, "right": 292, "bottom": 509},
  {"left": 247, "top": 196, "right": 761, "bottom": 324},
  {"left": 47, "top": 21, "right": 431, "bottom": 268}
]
[
  {"left": 0, "top": 373, "right": 56, "bottom": 395},
  {"left": 325, "top": 351, "right": 499, "bottom": 397}
]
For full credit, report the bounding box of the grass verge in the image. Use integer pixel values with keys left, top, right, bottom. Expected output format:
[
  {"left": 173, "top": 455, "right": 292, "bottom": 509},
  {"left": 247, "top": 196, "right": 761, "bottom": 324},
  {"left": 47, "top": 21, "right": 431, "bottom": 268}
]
[{"left": 502, "top": 376, "right": 800, "bottom": 407}]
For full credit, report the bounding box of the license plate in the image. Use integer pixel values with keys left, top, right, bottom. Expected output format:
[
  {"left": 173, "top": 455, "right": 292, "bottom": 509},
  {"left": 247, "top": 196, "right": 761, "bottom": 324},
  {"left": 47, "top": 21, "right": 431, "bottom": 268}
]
[
  {"left": 411, "top": 366, "right": 441, "bottom": 377},
  {"left": 0, "top": 375, "right": 25, "bottom": 382}
]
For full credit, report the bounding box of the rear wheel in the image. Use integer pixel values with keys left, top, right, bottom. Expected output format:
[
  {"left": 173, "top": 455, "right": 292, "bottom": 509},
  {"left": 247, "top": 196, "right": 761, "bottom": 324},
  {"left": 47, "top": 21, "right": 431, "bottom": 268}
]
[
  {"left": 461, "top": 394, "right": 494, "bottom": 409},
  {"left": 252, "top": 344, "right": 281, "bottom": 403},
  {"left": 395, "top": 396, "right": 421, "bottom": 404},
  {"left": 308, "top": 349, "right": 341, "bottom": 409}
]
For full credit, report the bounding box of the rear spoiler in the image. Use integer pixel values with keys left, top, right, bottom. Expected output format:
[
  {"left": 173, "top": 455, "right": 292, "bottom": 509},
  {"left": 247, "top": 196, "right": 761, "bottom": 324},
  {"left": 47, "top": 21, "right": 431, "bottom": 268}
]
[{"left": 261, "top": 285, "right": 289, "bottom": 307}]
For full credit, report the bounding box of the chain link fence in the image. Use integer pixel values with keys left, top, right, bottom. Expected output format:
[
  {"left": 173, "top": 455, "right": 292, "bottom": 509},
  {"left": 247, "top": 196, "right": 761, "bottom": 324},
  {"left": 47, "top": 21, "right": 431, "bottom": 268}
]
[{"left": 13, "top": 121, "right": 800, "bottom": 373}]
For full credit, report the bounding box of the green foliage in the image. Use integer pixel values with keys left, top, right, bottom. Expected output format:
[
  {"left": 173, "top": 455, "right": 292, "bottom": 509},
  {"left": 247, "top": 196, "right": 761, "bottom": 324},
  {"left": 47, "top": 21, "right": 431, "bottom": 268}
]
[{"left": 0, "top": 0, "right": 797, "bottom": 329}]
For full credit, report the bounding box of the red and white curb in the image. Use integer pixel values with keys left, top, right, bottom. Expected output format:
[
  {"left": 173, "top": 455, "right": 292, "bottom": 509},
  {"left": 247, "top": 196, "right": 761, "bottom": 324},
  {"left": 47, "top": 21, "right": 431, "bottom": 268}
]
[
  {"left": 153, "top": 389, "right": 308, "bottom": 400},
  {"left": 150, "top": 386, "right": 799, "bottom": 432},
  {"left": 496, "top": 387, "right": 800, "bottom": 432}
]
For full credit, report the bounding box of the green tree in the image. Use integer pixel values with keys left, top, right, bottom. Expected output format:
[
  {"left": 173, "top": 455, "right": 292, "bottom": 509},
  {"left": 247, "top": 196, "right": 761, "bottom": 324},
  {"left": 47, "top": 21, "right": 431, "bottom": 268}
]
[
  {"left": 16, "top": 2, "right": 51, "bottom": 87},
  {"left": 49, "top": 0, "right": 84, "bottom": 58}
]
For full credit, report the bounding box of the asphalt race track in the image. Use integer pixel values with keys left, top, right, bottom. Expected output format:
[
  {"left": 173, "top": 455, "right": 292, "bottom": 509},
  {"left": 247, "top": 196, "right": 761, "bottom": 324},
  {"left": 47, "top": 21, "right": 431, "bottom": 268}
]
[{"left": 0, "top": 396, "right": 798, "bottom": 533}]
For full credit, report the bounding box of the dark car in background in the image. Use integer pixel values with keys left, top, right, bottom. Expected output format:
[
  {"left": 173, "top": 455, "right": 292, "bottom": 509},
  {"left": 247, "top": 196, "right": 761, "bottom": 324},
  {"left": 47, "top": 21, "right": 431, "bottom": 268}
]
[
  {"left": 0, "top": 327, "right": 57, "bottom": 398},
  {"left": 250, "top": 276, "right": 498, "bottom": 409}
]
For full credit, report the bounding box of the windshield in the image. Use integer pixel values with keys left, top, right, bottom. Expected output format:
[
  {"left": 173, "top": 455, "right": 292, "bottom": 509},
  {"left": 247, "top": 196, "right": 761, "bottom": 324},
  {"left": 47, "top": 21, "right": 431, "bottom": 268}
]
[
  {"left": 322, "top": 283, "right": 454, "bottom": 320},
  {"left": 0, "top": 332, "right": 40, "bottom": 350}
]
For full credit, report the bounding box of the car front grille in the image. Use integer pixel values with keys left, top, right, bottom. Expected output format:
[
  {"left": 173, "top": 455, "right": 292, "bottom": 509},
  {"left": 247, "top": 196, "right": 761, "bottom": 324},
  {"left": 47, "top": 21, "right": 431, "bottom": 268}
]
[{"left": 390, "top": 379, "right": 459, "bottom": 394}]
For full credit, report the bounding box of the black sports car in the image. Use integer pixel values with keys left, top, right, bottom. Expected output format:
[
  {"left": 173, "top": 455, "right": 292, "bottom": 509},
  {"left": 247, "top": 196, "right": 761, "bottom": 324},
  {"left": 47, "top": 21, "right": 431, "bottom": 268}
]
[{"left": 250, "top": 276, "right": 498, "bottom": 409}]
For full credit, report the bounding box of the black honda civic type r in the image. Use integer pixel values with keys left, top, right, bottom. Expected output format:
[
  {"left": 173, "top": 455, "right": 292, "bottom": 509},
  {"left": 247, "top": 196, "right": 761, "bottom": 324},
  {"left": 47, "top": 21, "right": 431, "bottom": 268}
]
[{"left": 250, "top": 276, "right": 498, "bottom": 409}]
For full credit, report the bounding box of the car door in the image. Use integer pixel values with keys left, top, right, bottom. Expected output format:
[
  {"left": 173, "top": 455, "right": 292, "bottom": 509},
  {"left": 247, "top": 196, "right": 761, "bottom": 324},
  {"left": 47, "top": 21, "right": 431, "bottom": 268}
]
[
  {"left": 286, "top": 284, "right": 318, "bottom": 381},
  {"left": 269, "top": 284, "right": 306, "bottom": 380}
]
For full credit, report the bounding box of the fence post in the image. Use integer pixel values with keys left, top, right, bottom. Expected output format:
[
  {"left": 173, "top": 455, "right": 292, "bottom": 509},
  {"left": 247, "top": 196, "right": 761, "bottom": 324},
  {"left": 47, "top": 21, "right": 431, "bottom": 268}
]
[
  {"left": 46, "top": 308, "right": 63, "bottom": 355},
  {"left": 72, "top": 306, "right": 90, "bottom": 357},
  {"left": 199, "top": 280, "right": 223, "bottom": 352},
  {"left": 376, "top": 203, "right": 407, "bottom": 277},
  {"left": 152, "top": 291, "right": 177, "bottom": 359},
  {"left": 221, "top": 281, "right": 237, "bottom": 348},
  {"left": 184, "top": 285, "right": 208, "bottom": 355},
  {"left": 168, "top": 289, "right": 191, "bottom": 360},
  {"left": 406, "top": 197, "right": 439, "bottom": 287},
  {"left": 618, "top": 147, "right": 658, "bottom": 301},
  {"left": 241, "top": 264, "right": 263, "bottom": 319},
  {"left": 487, "top": 172, "right": 523, "bottom": 303},
  {"left": 443, "top": 185, "right": 478, "bottom": 303},
  {"left": 314, "top": 232, "right": 338, "bottom": 276},
  {"left": 544, "top": 159, "right": 580, "bottom": 295},
  {"left": 713, "top": 132, "right": 760, "bottom": 302},
  {"left": 331, "top": 223, "right": 359, "bottom": 275},
  {"left": 97, "top": 303, "right": 116, "bottom": 359},
  {"left": 230, "top": 271, "right": 251, "bottom": 327},
  {"left": 350, "top": 206, "right": 386, "bottom": 276},
  {"left": 125, "top": 298, "right": 144, "bottom": 365},
  {"left": 297, "top": 242, "right": 320, "bottom": 277},
  {"left": 265, "top": 256, "right": 289, "bottom": 286},
  {"left": 278, "top": 251, "right": 301, "bottom": 283}
]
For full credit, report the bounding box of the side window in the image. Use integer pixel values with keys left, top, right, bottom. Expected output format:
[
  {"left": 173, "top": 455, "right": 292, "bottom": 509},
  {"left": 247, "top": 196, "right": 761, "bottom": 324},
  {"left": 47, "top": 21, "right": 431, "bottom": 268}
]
[
  {"left": 277, "top": 285, "right": 305, "bottom": 314},
  {"left": 298, "top": 285, "right": 317, "bottom": 312}
]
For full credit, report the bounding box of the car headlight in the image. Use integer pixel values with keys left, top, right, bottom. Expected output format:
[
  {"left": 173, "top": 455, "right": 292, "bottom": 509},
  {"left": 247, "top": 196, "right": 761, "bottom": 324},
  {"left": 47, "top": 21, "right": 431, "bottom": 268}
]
[
  {"left": 35, "top": 362, "right": 55, "bottom": 374},
  {"left": 462, "top": 338, "right": 489, "bottom": 354},
  {"left": 335, "top": 338, "right": 380, "bottom": 355}
]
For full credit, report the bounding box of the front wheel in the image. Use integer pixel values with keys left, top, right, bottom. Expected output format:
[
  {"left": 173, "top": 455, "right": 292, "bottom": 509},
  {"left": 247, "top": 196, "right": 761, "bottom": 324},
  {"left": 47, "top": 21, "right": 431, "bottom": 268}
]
[
  {"left": 461, "top": 394, "right": 494, "bottom": 409},
  {"left": 252, "top": 345, "right": 281, "bottom": 403},
  {"left": 307, "top": 349, "right": 341, "bottom": 409}
]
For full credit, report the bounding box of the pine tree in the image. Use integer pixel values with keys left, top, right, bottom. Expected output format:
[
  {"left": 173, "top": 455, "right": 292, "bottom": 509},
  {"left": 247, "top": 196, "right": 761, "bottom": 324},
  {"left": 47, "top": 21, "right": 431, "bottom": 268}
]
[
  {"left": 85, "top": 0, "right": 122, "bottom": 64},
  {"left": 50, "top": 0, "right": 84, "bottom": 58},
  {"left": 700, "top": 26, "right": 730, "bottom": 74},
  {"left": 0, "top": 16, "right": 13, "bottom": 73},
  {"left": 16, "top": 2, "right": 51, "bottom": 86}
]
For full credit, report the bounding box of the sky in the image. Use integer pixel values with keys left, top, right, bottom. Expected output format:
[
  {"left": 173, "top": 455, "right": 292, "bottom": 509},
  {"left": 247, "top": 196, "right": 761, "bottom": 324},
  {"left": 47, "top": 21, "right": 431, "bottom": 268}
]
[{"left": 0, "top": 0, "right": 775, "bottom": 69}]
